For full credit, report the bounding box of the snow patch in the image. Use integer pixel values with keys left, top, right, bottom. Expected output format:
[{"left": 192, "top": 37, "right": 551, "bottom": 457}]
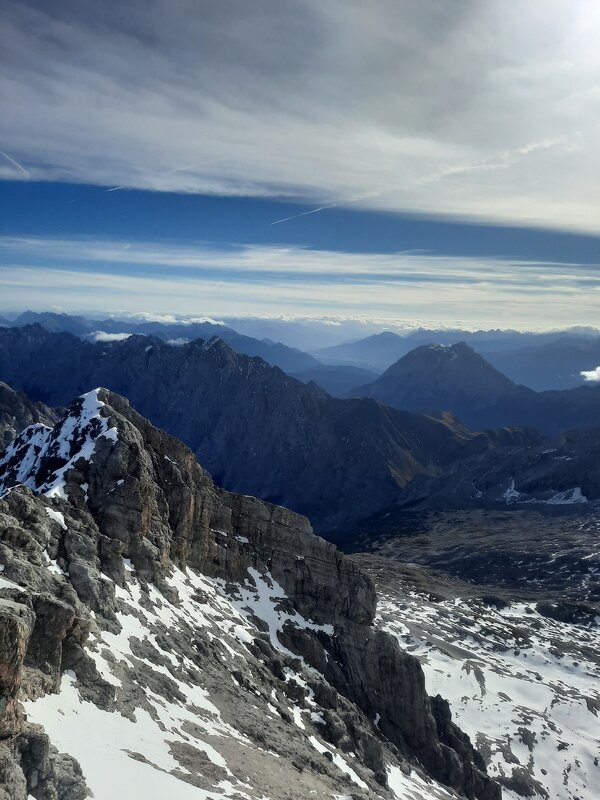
[
  {"left": 0, "top": 389, "right": 118, "bottom": 499},
  {"left": 231, "top": 567, "right": 333, "bottom": 658},
  {"left": 44, "top": 507, "right": 67, "bottom": 530},
  {"left": 546, "top": 486, "right": 587, "bottom": 504},
  {"left": 378, "top": 588, "right": 600, "bottom": 800}
]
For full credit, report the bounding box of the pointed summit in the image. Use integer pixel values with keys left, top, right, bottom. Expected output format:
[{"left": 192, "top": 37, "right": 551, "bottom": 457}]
[
  {"left": 0, "top": 389, "right": 118, "bottom": 499},
  {"left": 354, "top": 342, "right": 528, "bottom": 427}
]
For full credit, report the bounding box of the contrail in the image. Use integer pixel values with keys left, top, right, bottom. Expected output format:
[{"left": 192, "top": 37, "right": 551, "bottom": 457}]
[
  {"left": 270, "top": 202, "right": 343, "bottom": 226},
  {"left": 269, "top": 189, "right": 385, "bottom": 226},
  {"left": 105, "top": 186, "right": 125, "bottom": 192},
  {"left": 0, "top": 150, "right": 30, "bottom": 177}
]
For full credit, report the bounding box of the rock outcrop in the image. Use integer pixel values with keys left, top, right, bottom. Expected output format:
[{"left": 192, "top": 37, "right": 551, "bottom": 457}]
[{"left": 0, "top": 387, "right": 501, "bottom": 799}]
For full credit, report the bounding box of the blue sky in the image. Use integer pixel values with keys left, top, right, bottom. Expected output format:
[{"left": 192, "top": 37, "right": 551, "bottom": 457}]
[{"left": 2, "top": 1, "right": 600, "bottom": 327}]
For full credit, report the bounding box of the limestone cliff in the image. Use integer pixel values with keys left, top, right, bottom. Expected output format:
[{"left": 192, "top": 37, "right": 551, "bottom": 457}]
[{"left": 0, "top": 388, "right": 500, "bottom": 800}]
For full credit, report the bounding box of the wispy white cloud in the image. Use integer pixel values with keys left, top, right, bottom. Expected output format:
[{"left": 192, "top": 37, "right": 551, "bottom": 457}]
[
  {"left": 2, "top": 1, "right": 600, "bottom": 231},
  {"left": 3, "top": 235, "right": 597, "bottom": 287},
  {"left": 2, "top": 235, "right": 600, "bottom": 328},
  {"left": 87, "top": 331, "right": 133, "bottom": 342}
]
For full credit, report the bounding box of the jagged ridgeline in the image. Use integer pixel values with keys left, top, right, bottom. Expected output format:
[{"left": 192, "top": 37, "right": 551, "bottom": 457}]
[{"left": 0, "top": 386, "right": 501, "bottom": 800}]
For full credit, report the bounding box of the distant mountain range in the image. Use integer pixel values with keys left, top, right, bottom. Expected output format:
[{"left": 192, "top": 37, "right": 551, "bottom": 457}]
[
  {"left": 0, "top": 325, "right": 545, "bottom": 532},
  {"left": 6, "top": 313, "right": 600, "bottom": 392},
  {"left": 354, "top": 342, "right": 600, "bottom": 434},
  {"left": 483, "top": 336, "right": 600, "bottom": 390},
  {"left": 7, "top": 311, "right": 321, "bottom": 374},
  {"left": 315, "top": 327, "right": 600, "bottom": 389}
]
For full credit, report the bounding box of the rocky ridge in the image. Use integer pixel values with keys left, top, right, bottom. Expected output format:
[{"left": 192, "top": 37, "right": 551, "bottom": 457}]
[{"left": 0, "top": 387, "right": 500, "bottom": 799}]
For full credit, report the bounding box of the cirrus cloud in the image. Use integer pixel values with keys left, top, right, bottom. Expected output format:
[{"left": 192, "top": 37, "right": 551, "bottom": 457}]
[
  {"left": 2, "top": 1, "right": 600, "bottom": 232},
  {"left": 2, "top": 235, "right": 600, "bottom": 329}
]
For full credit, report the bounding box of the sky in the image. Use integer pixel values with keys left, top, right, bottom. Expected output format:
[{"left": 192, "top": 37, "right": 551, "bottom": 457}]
[{"left": 1, "top": 0, "right": 600, "bottom": 328}]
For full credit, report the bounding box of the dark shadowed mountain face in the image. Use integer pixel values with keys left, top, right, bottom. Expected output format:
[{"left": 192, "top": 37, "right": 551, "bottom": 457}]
[
  {"left": 353, "top": 341, "right": 528, "bottom": 417},
  {"left": 483, "top": 335, "right": 600, "bottom": 390},
  {"left": 291, "top": 364, "right": 379, "bottom": 396},
  {"left": 0, "top": 382, "right": 59, "bottom": 451},
  {"left": 12, "top": 311, "right": 321, "bottom": 373},
  {"left": 0, "top": 325, "right": 525, "bottom": 532},
  {"left": 356, "top": 342, "right": 600, "bottom": 435}
]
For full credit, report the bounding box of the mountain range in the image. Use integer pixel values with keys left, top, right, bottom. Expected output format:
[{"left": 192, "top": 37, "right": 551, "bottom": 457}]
[
  {"left": 354, "top": 341, "right": 600, "bottom": 434},
  {"left": 3, "top": 326, "right": 600, "bottom": 530},
  {"left": 8, "top": 311, "right": 320, "bottom": 374},
  {"left": 0, "top": 336, "right": 598, "bottom": 799},
  {"left": 315, "top": 327, "right": 600, "bottom": 389},
  {"left": 1, "top": 325, "right": 520, "bottom": 532},
  {"left": 8, "top": 312, "right": 600, "bottom": 394},
  {"left": 483, "top": 335, "right": 600, "bottom": 390}
]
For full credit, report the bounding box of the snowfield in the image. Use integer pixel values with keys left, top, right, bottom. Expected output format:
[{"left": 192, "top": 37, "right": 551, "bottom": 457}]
[{"left": 375, "top": 577, "right": 600, "bottom": 800}]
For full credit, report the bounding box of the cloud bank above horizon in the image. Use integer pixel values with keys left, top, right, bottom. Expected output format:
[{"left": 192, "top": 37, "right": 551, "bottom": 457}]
[
  {"left": 2, "top": 1, "right": 600, "bottom": 233},
  {"left": 2, "top": 235, "right": 600, "bottom": 329}
]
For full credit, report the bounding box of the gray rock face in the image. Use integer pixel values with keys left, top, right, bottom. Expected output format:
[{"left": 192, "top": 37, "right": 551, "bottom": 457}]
[
  {"left": 0, "top": 598, "right": 33, "bottom": 738},
  {"left": 0, "top": 387, "right": 500, "bottom": 799}
]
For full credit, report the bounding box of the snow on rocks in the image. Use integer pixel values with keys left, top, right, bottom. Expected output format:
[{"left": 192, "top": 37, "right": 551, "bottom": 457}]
[
  {"left": 24, "top": 563, "right": 262, "bottom": 800},
  {"left": 546, "top": 486, "right": 587, "bottom": 505},
  {"left": 501, "top": 478, "right": 588, "bottom": 506},
  {"left": 385, "top": 764, "right": 457, "bottom": 800},
  {"left": 24, "top": 561, "right": 401, "bottom": 799},
  {"left": 0, "top": 388, "right": 118, "bottom": 499},
  {"left": 44, "top": 507, "right": 67, "bottom": 530},
  {"left": 229, "top": 567, "right": 334, "bottom": 658},
  {"left": 376, "top": 584, "right": 600, "bottom": 800}
]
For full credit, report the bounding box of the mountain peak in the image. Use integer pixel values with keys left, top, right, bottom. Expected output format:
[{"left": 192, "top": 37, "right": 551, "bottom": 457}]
[
  {"left": 354, "top": 342, "right": 523, "bottom": 426},
  {"left": 0, "top": 388, "right": 118, "bottom": 499},
  {"left": 378, "top": 340, "right": 516, "bottom": 389}
]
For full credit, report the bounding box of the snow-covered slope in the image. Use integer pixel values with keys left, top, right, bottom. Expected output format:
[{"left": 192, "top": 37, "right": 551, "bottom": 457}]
[
  {"left": 357, "top": 558, "right": 600, "bottom": 800},
  {"left": 0, "top": 388, "right": 117, "bottom": 498},
  {"left": 22, "top": 560, "right": 466, "bottom": 800}
]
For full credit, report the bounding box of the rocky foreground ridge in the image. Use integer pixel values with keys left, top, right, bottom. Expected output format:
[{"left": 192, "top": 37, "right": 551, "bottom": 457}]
[{"left": 0, "top": 386, "right": 500, "bottom": 799}]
